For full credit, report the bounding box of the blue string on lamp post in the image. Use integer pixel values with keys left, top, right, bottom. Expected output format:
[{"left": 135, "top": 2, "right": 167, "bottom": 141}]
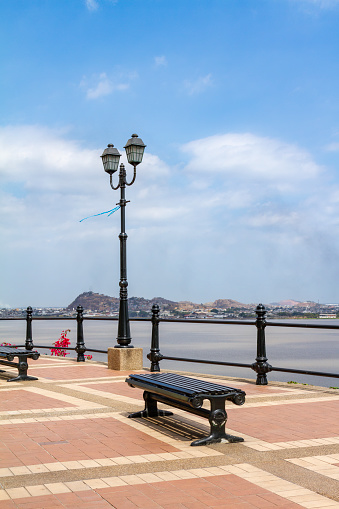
[{"left": 101, "top": 134, "right": 146, "bottom": 348}]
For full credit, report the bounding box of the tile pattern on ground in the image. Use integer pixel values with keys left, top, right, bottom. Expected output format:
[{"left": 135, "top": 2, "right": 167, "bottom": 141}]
[
  {"left": 1, "top": 359, "right": 339, "bottom": 507},
  {"left": 0, "top": 414, "right": 180, "bottom": 469},
  {"left": 0, "top": 389, "right": 77, "bottom": 412},
  {"left": 227, "top": 399, "right": 339, "bottom": 442},
  {"left": 1, "top": 464, "right": 338, "bottom": 508},
  {"left": 287, "top": 453, "right": 339, "bottom": 481}
]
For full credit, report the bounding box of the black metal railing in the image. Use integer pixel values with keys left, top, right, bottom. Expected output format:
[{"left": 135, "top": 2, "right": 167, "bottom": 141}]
[
  {"left": 1, "top": 303, "right": 339, "bottom": 385},
  {"left": 147, "top": 303, "right": 339, "bottom": 385}
]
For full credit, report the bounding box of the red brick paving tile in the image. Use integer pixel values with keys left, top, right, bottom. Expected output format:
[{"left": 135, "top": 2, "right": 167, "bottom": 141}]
[
  {"left": 229, "top": 400, "right": 339, "bottom": 442},
  {"left": 200, "top": 484, "right": 233, "bottom": 498},
  {"left": 128, "top": 484, "right": 162, "bottom": 497},
  {"left": 100, "top": 494, "right": 138, "bottom": 508},
  {"left": 182, "top": 502, "right": 210, "bottom": 509},
  {"left": 76, "top": 490, "right": 109, "bottom": 501},
  {"left": 0, "top": 390, "right": 76, "bottom": 411},
  {"left": 160, "top": 505, "right": 188, "bottom": 509},
  {"left": 0, "top": 502, "right": 17, "bottom": 509},
  {"left": 55, "top": 492, "right": 84, "bottom": 503},
  {"left": 14, "top": 496, "right": 63, "bottom": 509},
  {"left": 240, "top": 494, "right": 284, "bottom": 508},
  {"left": 127, "top": 494, "right": 163, "bottom": 508},
  {"left": 259, "top": 492, "right": 302, "bottom": 505},
  {"left": 82, "top": 502, "right": 114, "bottom": 508},
  {"left": 215, "top": 503, "right": 256, "bottom": 509},
  {"left": 0, "top": 416, "right": 178, "bottom": 468}
]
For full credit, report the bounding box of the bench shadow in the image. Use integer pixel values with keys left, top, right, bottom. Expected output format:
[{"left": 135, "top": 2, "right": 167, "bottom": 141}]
[{"left": 122, "top": 411, "right": 209, "bottom": 443}]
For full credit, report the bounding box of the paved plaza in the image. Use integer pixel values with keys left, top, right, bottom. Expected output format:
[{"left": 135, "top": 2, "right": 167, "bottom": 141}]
[{"left": 0, "top": 355, "right": 338, "bottom": 508}]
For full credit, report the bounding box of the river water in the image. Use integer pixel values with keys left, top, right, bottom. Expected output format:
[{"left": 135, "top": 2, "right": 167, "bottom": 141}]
[{"left": 1, "top": 319, "right": 338, "bottom": 388}]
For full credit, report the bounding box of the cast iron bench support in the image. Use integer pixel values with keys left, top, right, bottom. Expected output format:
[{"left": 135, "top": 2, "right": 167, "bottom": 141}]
[
  {"left": 0, "top": 347, "right": 40, "bottom": 382},
  {"left": 126, "top": 373, "right": 246, "bottom": 446}
]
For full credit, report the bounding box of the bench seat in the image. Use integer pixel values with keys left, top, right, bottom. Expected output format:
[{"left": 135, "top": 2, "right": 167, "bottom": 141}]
[
  {"left": 126, "top": 372, "right": 246, "bottom": 446},
  {"left": 0, "top": 347, "right": 40, "bottom": 382}
]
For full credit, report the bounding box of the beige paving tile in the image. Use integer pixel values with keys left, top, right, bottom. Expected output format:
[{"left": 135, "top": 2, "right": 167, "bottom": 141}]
[
  {"left": 26, "top": 485, "right": 50, "bottom": 496},
  {"left": 78, "top": 459, "right": 101, "bottom": 468},
  {"left": 100, "top": 477, "right": 128, "bottom": 487},
  {"left": 120, "top": 474, "right": 145, "bottom": 485},
  {"left": 156, "top": 471, "right": 181, "bottom": 481},
  {"left": 9, "top": 466, "right": 31, "bottom": 475},
  {"left": 44, "top": 462, "right": 67, "bottom": 472},
  {"left": 170, "top": 469, "right": 197, "bottom": 479},
  {"left": 65, "top": 481, "right": 89, "bottom": 492},
  {"left": 112, "top": 456, "right": 133, "bottom": 465},
  {"left": 0, "top": 468, "right": 13, "bottom": 477},
  {"left": 45, "top": 482, "right": 71, "bottom": 494},
  {"left": 0, "top": 490, "right": 10, "bottom": 500},
  {"left": 62, "top": 460, "right": 83, "bottom": 470},
  {"left": 96, "top": 458, "right": 117, "bottom": 466},
  {"left": 28, "top": 464, "right": 50, "bottom": 474},
  {"left": 137, "top": 473, "right": 163, "bottom": 483},
  {"left": 6, "top": 487, "right": 31, "bottom": 499},
  {"left": 127, "top": 455, "right": 149, "bottom": 463},
  {"left": 84, "top": 478, "right": 109, "bottom": 489}
]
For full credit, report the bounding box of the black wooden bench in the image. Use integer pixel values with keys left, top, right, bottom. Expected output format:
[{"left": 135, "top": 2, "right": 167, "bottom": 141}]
[
  {"left": 0, "top": 347, "right": 40, "bottom": 382},
  {"left": 126, "top": 372, "right": 246, "bottom": 446}
]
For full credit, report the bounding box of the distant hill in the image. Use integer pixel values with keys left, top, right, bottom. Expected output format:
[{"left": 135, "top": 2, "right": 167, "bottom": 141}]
[
  {"left": 209, "top": 298, "right": 252, "bottom": 309},
  {"left": 67, "top": 292, "right": 178, "bottom": 313},
  {"left": 67, "top": 291, "right": 250, "bottom": 313},
  {"left": 67, "top": 292, "right": 119, "bottom": 312},
  {"left": 272, "top": 299, "right": 318, "bottom": 308}
]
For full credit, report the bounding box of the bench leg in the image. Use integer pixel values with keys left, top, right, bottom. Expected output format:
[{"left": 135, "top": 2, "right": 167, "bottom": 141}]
[
  {"left": 128, "top": 391, "right": 173, "bottom": 419},
  {"left": 7, "top": 358, "right": 38, "bottom": 382},
  {"left": 191, "top": 401, "right": 244, "bottom": 446}
]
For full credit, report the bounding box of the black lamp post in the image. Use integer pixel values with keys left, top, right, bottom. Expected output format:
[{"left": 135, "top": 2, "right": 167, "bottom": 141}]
[{"left": 101, "top": 134, "right": 146, "bottom": 348}]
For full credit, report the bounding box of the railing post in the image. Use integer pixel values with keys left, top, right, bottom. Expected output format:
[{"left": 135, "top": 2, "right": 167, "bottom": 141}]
[
  {"left": 25, "top": 306, "right": 33, "bottom": 350},
  {"left": 147, "top": 304, "right": 163, "bottom": 371},
  {"left": 75, "top": 305, "right": 86, "bottom": 362},
  {"left": 252, "top": 303, "right": 272, "bottom": 385}
]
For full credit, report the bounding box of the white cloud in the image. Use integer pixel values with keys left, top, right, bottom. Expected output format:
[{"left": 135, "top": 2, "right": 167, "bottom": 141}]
[
  {"left": 155, "top": 56, "right": 167, "bottom": 66},
  {"left": 182, "top": 133, "right": 321, "bottom": 182},
  {"left": 184, "top": 74, "right": 213, "bottom": 95},
  {"left": 81, "top": 72, "right": 134, "bottom": 100},
  {"left": 291, "top": 0, "right": 339, "bottom": 9},
  {"left": 325, "top": 142, "right": 339, "bottom": 151},
  {"left": 1, "top": 125, "right": 339, "bottom": 306},
  {"left": 85, "top": 0, "right": 99, "bottom": 11}
]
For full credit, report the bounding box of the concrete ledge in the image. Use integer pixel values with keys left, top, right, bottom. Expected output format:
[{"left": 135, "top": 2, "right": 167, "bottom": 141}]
[{"left": 107, "top": 347, "right": 143, "bottom": 371}]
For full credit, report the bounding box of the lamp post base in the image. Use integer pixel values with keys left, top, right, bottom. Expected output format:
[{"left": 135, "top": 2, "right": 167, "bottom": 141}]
[{"left": 108, "top": 347, "right": 143, "bottom": 371}]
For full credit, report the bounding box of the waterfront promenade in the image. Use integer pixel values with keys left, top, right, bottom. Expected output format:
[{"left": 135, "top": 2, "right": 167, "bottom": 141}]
[{"left": 0, "top": 356, "right": 338, "bottom": 508}]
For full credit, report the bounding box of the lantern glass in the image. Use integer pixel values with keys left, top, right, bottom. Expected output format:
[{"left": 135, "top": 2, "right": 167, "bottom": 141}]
[
  {"left": 101, "top": 144, "right": 121, "bottom": 174},
  {"left": 124, "top": 134, "right": 146, "bottom": 166}
]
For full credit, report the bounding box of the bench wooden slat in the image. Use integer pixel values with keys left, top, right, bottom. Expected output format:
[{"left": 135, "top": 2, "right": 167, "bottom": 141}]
[
  {"left": 155, "top": 373, "right": 239, "bottom": 395},
  {"left": 129, "top": 373, "right": 239, "bottom": 396}
]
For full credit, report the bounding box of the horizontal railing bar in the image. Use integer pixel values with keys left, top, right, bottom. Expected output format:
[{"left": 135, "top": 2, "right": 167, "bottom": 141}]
[
  {"left": 160, "top": 355, "right": 253, "bottom": 369},
  {"left": 270, "top": 366, "right": 339, "bottom": 378},
  {"left": 266, "top": 322, "right": 339, "bottom": 330},
  {"left": 160, "top": 355, "right": 339, "bottom": 379},
  {"left": 21, "top": 345, "right": 108, "bottom": 354},
  {"left": 158, "top": 318, "right": 255, "bottom": 325},
  {"left": 85, "top": 348, "right": 108, "bottom": 353},
  {"left": 33, "top": 345, "right": 75, "bottom": 350}
]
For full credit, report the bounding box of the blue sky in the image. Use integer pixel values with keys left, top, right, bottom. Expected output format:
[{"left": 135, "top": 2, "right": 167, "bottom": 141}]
[{"left": 1, "top": 0, "right": 339, "bottom": 307}]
